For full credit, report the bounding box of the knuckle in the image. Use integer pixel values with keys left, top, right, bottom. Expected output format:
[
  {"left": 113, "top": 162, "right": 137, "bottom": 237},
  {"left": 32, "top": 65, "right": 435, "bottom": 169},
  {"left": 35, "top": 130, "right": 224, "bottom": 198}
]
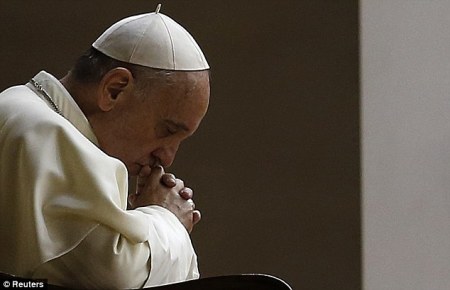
[
  {"left": 181, "top": 187, "right": 192, "bottom": 194},
  {"left": 176, "top": 178, "right": 184, "bottom": 187},
  {"left": 163, "top": 173, "right": 175, "bottom": 179}
]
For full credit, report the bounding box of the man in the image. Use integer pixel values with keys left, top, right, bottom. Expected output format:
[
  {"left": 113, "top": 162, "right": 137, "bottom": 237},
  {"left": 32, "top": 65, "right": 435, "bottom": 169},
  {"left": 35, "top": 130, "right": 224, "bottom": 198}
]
[{"left": 0, "top": 7, "right": 210, "bottom": 289}]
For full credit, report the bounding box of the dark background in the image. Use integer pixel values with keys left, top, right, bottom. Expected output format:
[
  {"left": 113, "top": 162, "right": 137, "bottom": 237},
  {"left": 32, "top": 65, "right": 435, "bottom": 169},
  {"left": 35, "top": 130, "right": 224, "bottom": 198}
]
[{"left": 0, "top": 1, "right": 360, "bottom": 289}]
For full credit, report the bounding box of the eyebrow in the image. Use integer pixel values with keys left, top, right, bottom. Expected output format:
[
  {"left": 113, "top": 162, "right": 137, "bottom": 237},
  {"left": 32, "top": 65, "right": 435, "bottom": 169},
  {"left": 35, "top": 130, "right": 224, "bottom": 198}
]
[{"left": 164, "top": 119, "right": 190, "bottom": 132}]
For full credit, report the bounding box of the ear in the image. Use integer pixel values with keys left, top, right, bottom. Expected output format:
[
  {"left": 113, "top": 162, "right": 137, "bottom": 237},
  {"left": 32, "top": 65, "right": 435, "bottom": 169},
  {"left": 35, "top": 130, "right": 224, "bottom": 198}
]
[{"left": 97, "top": 67, "right": 134, "bottom": 112}]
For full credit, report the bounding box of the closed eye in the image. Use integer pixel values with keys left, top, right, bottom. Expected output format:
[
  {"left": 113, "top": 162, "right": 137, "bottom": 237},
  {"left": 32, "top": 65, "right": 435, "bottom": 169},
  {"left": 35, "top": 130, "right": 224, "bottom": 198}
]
[
  {"left": 166, "top": 126, "right": 178, "bottom": 135},
  {"left": 164, "top": 119, "right": 190, "bottom": 133}
]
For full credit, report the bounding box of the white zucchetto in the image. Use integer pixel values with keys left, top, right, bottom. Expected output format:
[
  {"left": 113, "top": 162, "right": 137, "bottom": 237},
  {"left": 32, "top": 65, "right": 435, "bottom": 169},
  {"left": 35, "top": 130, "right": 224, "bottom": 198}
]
[{"left": 92, "top": 7, "right": 209, "bottom": 71}]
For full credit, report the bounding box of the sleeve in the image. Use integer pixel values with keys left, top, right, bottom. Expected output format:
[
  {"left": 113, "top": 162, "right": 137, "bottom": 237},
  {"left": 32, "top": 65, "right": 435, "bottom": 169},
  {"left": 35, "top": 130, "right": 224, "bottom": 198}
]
[
  {"left": 32, "top": 206, "right": 199, "bottom": 289},
  {"left": 136, "top": 206, "right": 200, "bottom": 288}
]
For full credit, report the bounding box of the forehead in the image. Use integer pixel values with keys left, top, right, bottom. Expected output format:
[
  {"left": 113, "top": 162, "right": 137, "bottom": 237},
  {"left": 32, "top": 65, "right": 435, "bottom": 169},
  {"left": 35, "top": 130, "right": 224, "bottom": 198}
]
[{"left": 149, "top": 71, "right": 210, "bottom": 129}]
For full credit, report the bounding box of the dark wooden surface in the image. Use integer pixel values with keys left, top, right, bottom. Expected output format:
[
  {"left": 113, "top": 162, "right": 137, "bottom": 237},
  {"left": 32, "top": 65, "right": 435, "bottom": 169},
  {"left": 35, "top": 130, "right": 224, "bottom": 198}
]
[{"left": 0, "top": 272, "right": 292, "bottom": 290}]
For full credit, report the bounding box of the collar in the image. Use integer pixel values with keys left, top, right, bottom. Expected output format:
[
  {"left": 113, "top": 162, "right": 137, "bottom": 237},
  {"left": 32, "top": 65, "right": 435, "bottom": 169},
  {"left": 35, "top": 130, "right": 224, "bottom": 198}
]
[{"left": 26, "top": 71, "right": 99, "bottom": 146}]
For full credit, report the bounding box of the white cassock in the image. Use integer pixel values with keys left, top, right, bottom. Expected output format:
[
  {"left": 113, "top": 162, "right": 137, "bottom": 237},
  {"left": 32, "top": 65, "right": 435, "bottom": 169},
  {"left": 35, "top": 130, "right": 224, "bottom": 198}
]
[{"left": 0, "top": 71, "right": 199, "bottom": 289}]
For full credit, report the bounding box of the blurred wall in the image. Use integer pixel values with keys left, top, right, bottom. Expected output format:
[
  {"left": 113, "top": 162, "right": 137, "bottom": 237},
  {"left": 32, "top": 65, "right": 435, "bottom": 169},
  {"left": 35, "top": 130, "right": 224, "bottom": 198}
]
[
  {"left": 0, "top": 1, "right": 360, "bottom": 289},
  {"left": 362, "top": 1, "right": 450, "bottom": 289}
]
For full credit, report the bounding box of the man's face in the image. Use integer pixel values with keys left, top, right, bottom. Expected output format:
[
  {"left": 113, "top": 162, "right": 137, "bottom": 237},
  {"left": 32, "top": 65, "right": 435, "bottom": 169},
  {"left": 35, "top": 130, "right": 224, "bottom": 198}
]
[{"left": 94, "top": 71, "right": 210, "bottom": 176}]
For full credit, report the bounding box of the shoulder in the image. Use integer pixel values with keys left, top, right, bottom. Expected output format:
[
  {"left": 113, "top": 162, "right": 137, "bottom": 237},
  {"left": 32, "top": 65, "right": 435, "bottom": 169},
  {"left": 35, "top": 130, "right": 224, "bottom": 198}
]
[
  {"left": 0, "top": 83, "right": 127, "bottom": 173},
  {"left": 1, "top": 85, "right": 81, "bottom": 141},
  {"left": 0, "top": 85, "right": 98, "bottom": 161},
  {"left": 0, "top": 85, "right": 55, "bottom": 129}
]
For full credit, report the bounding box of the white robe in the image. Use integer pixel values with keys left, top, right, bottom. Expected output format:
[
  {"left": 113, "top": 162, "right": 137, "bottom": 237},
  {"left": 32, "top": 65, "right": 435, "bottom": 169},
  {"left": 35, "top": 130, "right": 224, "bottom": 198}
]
[{"left": 0, "top": 71, "right": 199, "bottom": 289}]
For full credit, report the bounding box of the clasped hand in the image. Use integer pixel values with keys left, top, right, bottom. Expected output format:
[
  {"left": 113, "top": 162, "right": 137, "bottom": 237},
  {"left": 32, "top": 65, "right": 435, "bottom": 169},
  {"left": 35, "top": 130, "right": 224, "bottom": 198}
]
[{"left": 128, "top": 166, "right": 201, "bottom": 233}]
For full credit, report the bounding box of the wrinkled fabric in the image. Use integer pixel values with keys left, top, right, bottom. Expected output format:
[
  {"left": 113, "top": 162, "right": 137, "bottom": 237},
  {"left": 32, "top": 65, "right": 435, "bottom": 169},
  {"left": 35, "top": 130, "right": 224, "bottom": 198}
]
[{"left": 0, "top": 71, "right": 199, "bottom": 288}]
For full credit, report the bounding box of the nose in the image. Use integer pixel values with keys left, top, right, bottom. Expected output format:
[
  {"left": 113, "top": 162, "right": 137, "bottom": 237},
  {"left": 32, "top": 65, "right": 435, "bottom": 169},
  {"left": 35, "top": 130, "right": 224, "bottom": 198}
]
[{"left": 152, "top": 143, "right": 180, "bottom": 168}]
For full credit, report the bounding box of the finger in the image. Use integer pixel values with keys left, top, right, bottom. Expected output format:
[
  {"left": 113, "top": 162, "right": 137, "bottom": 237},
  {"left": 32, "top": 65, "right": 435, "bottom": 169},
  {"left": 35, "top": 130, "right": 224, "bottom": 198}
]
[
  {"left": 179, "top": 187, "right": 193, "bottom": 200},
  {"left": 136, "top": 177, "right": 146, "bottom": 192},
  {"left": 192, "top": 210, "right": 201, "bottom": 226},
  {"left": 186, "top": 198, "right": 195, "bottom": 210},
  {"left": 136, "top": 166, "right": 152, "bottom": 194},
  {"left": 138, "top": 165, "right": 152, "bottom": 177},
  {"left": 161, "top": 173, "right": 177, "bottom": 187},
  {"left": 174, "top": 178, "right": 184, "bottom": 190},
  {"left": 148, "top": 165, "right": 164, "bottom": 184}
]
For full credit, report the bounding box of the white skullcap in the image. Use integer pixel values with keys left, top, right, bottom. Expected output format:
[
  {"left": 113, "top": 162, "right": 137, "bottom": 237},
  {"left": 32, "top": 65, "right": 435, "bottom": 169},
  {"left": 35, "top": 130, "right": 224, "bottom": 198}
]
[{"left": 92, "top": 6, "right": 209, "bottom": 71}]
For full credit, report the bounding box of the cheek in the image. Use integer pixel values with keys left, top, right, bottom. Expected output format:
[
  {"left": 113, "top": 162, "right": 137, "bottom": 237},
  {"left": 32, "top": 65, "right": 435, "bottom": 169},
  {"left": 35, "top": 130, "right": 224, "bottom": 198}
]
[{"left": 131, "top": 132, "right": 162, "bottom": 159}]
